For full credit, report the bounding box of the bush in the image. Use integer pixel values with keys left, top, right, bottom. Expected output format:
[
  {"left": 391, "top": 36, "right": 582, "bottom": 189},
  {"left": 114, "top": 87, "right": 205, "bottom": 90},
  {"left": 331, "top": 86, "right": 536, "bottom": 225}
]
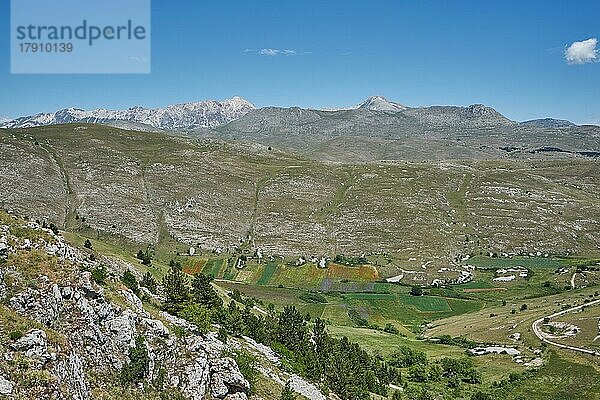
[
  {"left": 389, "top": 345, "right": 427, "bottom": 368},
  {"left": 408, "top": 364, "right": 430, "bottom": 382},
  {"left": 121, "top": 269, "right": 139, "bottom": 294},
  {"left": 159, "top": 389, "right": 187, "bottom": 400},
  {"left": 440, "top": 357, "right": 480, "bottom": 384},
  {"left": 280, "top": 382, "right": 295, "bottom": 400},
  {"left": 383, "top": 323, "right": 399, "bottom": 334},
  {"left": 91, "top": 265, "right": 108, "bottom": 284},
  {"left": 120, "top": 335, "right": 149, "bottom": 384},
  {"left": 218, "top": 327, "right": 229, "bottom": 342},
  {"left": 48, "top": 223, "right": 59, "bottom": 235},
  {"left": 298, "top": 291, "right": 327, "bottom": 304},
  {"left": 178, "top": 303, "right": 212, "bottom": 334},
  {"left": 137, "top": 249, "right": 152, "bottom": 266},
  {"left": 152, "top": 364, "right": 167, "bottom": 390},
  {"left": 9, "top": 330, "right": 23, "bottom": 341},
  {"left": 333, "top": 254, "right": 368, "bottom": 266},
  {"left": 410, "top": 285, "right": 423, "bottom": 296},
  {"left": 229, "top": 289, "right": 243, "bottom": 303},
  {"left": 83, "top": 239, "right": 93, "bottom": 249},
  {"left": 233, "top": 350, "right": 259, "bottom": 394},
  {"left": 348, "top": 309, "right": 370, "bottom": 328}
]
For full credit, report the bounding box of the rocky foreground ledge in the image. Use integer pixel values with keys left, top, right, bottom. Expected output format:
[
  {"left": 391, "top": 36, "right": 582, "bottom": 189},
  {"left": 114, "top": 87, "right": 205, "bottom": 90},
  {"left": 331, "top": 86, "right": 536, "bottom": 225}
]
[{"left": 0, "top": 214, "right": 250, "bottom": 400}]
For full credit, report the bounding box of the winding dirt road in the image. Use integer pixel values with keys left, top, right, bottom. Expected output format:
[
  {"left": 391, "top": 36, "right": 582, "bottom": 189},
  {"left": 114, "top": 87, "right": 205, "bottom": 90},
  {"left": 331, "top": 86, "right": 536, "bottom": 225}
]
[{"left": 532, "top": 299, "right": 600, "bottom": 356}]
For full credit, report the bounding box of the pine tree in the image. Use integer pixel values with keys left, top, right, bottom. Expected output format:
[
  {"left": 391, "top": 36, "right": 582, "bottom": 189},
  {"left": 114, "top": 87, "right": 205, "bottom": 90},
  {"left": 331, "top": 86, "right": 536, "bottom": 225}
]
[
  {"left": 140, "top": 271, "right": 158, "bottom": 294},
  {"left": 225, "top": 301, "right": 244, "bottom": 337},
  {"left": 312, "top": 318, "right": 330, "bottom": 355},
  {"left": 120, "top": 335, "right": 149, "bottom": 384},
  {"left": 277, "top": 306, "right": 307, "bottom": 352},
  {"left": 191, "top": 273, "right": 222, "bottom": 309},
  {"left": 121, "top": 269, "right": 139, "bottom": 294},
  {"left": 162, "top": 265, "right": 189, "bottom": 313}
]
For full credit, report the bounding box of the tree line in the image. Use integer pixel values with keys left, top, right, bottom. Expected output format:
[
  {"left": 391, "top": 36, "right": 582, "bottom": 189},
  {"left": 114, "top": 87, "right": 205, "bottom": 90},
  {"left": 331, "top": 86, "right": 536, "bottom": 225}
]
[{"left": 160, "top": 260, "right": 399, "bottom": 398}]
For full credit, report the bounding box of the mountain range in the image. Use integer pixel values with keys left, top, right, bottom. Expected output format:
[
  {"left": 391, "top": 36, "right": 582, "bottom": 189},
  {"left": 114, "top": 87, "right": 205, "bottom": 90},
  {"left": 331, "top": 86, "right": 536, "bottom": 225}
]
[
  {"left": 0, "top": 96, "right": 255, "bottom": 130},
  {"left": 0, "top": 95, "right": 586, "bottom": 131},
  {"left": 2, "top": 96, "right": 599, "bottom": 162}
]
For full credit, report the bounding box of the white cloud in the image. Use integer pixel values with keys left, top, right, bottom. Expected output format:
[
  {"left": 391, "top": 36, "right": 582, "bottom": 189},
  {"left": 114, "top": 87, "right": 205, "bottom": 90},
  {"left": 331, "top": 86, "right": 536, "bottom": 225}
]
[
  {"left": 243, "top": 48, "right": 299, "bottom": 56},
  {"left": 564, "top": 38, "right": 598, "bottom": 64},
  {"left": 259, "top": 48, "right": 280, "bottom": 56}
]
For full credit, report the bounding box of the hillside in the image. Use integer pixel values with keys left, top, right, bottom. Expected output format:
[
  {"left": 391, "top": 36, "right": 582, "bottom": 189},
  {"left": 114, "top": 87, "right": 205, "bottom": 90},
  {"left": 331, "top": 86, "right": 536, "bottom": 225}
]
[
  {"left": 2, "top": 123, "right": 600, "bottom": 400},
  {"left": 208, "top": 103, "right": 600, "bottom": 162},
  {"left": 1, "top": 124, "right": 600, "bottom": 273},
  {"left": 0, "top": 211, "right": 252, "bottom": 399}
]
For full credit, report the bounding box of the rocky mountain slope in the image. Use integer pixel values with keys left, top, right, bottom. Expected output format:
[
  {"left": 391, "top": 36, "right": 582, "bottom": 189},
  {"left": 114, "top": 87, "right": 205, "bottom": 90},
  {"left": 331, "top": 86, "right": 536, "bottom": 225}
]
[
  {"left": 1, "top": 97, "right": 255, "bottom": 130},
  {"left": 0, "top": 212, "right": 251, "bottom": 399},
  {"left": 1, "top": 124, "right": 599, "bottom": 270},
  {"left": 205, "top": 99, "right": 599, "bottom": 162},
  {"left": 0, "top": 211, "right": 329, "bottom": 400}
]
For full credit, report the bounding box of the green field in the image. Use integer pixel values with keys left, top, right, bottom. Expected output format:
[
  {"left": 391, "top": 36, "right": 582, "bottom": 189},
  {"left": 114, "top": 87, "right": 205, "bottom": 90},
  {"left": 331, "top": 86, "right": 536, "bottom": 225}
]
[
  {"left": 257, "top": 261, "right": 278, "bottom": 285},
  {"left": 398, "top": 294, "right": 452, "bottom": 311},
  {"left": 202, "top": 258, "right": 225, "bottom": 278},
  {"left": 496, "top": 351, "right": 600, "bottom": 400},
  {"left": 342, "top": 293, "right": 396, "bottom": 300}
]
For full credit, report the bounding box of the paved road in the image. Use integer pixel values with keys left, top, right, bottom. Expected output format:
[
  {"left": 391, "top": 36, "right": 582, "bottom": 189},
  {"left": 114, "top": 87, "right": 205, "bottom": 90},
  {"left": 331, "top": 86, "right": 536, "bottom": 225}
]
[{"left": 531, "top": 298, "right": 600, "bottom": 356}]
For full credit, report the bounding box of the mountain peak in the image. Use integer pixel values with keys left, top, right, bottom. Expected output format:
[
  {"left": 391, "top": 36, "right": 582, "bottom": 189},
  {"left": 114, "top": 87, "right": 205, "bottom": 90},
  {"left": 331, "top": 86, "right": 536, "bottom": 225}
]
[
  {"left": 465, "top": 104, "right": 501, "bottom": 117},
  {"left": 358, "top": 96, "right": 407, "bottom": 112},
  {"left": 223, "top": 96, "right": 256, "bottom": 109}
]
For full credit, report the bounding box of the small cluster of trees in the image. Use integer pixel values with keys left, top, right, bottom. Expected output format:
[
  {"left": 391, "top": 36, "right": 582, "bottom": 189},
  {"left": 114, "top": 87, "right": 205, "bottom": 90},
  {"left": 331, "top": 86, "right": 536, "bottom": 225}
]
[
  {"left": 389, "top": 345, "right": 427, "bottom": 368},
  {"left": 298, "top": 291, "right": 327, "bottom": 304},
  {"left": 137, "top": 248, "right": 153, "bottom": 266},
  {"left": 395, "top": 346, "right": 480, "bottom": 388},
  {"left": 120, "top": 269, "right": 158, "bottom": 296},
  {"left": 410, "top": 285, "right": 424, "bottom": 296},
  {"left": 161, "top": 260, "right": 223, "bottom": 333},
  {"left": 333, "top": 254, "right": 368, "bottom": 266}
]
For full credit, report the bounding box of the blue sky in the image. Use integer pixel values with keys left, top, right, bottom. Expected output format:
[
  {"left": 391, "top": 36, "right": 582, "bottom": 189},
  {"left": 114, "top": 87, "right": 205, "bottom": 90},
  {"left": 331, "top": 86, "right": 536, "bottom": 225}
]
[{"left": 0, "top": 0, "right": 599, "bottom": 124}]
